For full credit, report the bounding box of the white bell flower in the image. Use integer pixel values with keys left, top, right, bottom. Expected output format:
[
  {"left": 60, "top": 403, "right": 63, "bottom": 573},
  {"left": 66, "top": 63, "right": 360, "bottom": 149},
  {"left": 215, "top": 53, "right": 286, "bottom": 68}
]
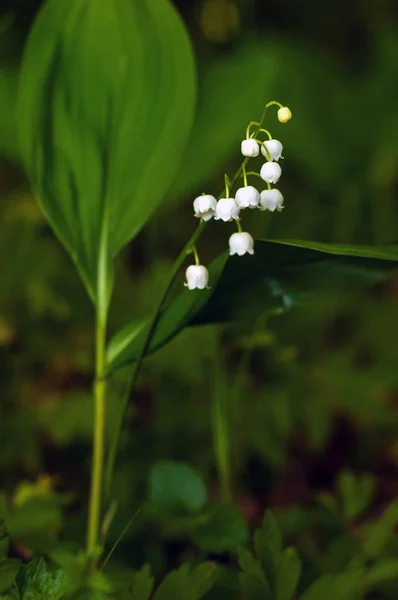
[
  {"left": 235, "top": 186, "right": 260, "bottom": 209},
  {"left": 214, "top": 198, "right": 240, "bottom": 222},
  {"left": 261, "top": 139, "right": 283, "bottom": 161},
  {"left": 259, "top": 189, "right": 284, "bottom": 212},
  {"left": 260, "top": 161, "right": 282, "bottom": 184},
  {"left": 241, "top": 139, "right": 259, "bottom": 157},
  {"left": 229, "top": 232, "right": 255, "bottom": 256},
  {"left": 277, "top": 106, "right": 292, "bottom": 123},
  {"left": 184, "top": 265, "right": 209, "bottom": 290},
  {"left": 193, "top": 194, "right": 217, "bottom": 221}
]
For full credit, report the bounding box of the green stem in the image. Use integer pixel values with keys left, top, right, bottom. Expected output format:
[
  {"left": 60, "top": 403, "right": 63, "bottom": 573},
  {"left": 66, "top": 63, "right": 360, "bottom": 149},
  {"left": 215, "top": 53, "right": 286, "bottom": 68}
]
[
  {"left": 258, "top": 128, "right": 272, "bottom": 139},
  {"left": 88, "top": 314, "right": 107, "bottom": 553},
  {"left": 242, "top": 163, "right": 248, "bottom": 187},
  {"left": 211, "top": 333, "right": 231, "bottom": 502},
  {"left": 253, "top": 138, "right": 272, "bottom": 161},
  {"left": 87, "top": 208, "right": 111, "bottom": 554},
  {"left": 266, "top": 100, "right": 283, "bottom": 109},
  {"left": 87, "top": 233, "right": 111, "bottom": 553},
  {"left": 224, "top": 173, "right": 230, "bottom": 198},
  {"left": 192, "top": 245, "right": 200, "bottom": 266}
]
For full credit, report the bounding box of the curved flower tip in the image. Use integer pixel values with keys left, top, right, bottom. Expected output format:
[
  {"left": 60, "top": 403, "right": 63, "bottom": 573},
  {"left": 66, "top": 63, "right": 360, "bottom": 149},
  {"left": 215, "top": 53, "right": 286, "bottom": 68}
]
[
  {"left": 260, "top": 189, "right": 284, "bottom": 212},
  {"left": 193, "top": 194, "right": 217, "bottom": 221},
  {"left": 261, "top": 139, "right": 283, "bottom": 161},
  {"left": 235, "top": 186, "right": 260, "bottom": 209},
  {"left": 241, "top": 139, "right": 259, "bottom": 157},
  {"left": 215, "top": 197, "right": 240, "bottom": 222},
  {"left": 277, "top": 106, "right": 292, "bottom": 123},
  {"left": 184, "top": 265, "right": 209, "bottom": 290},
  {"left": 260, "top": 161, "right": 282, "bottom": 184},
  {"left": 229, "top": 232, "right": 255, "bottom": 256}
]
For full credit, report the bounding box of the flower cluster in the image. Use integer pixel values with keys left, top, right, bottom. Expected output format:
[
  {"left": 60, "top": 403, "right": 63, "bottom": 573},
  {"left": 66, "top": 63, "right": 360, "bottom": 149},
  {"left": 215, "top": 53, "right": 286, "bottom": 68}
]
[{"left": 185, "top": 102, "right": 292, "bottom": 290}]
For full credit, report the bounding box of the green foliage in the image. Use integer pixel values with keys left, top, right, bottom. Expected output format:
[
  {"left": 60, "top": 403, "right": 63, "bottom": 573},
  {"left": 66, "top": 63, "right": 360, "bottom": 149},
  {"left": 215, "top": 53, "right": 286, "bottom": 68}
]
[
  {"left": 0, "top": 522, "right": 19, "bottom": 597},
  {"left": 193, "top": 503, "right": 248, "bottom": 553},
  {"left": 17, "top": 0, "right": 196, "bottom": 299},
  {"left": 0, "top": 488, "right": 69, "bottom": 551},
  {"left": 16, "top": 558, "right": 68, "bottom": 599},
  {"left": 149, "top": 461, "right": 207, "bottom": 514},
  {"left": 362, "top": 502, "right": 398, "bottom": 559},
  {"left": 254, "top": 511, "right": 283, "bottom": 588},
  {"left": 237, "top": 511, "right": 300, "bottom": 600},
  {"left": 275, "top": 548, "right": 301, "bottom": 600},
  {"left": 0, "top": 560, "right": 21, "bottom": 595},
  {"left": 334, "top": 471, "right": 375, "bottom": 522},
  {"left": 300, "top": 573, "right": 360, "bottom": 600},
  {"left": 118, "top": 564, "right": 154, "bottom": 600},
  {"left": 0, "top": 503, "right": 397, "bottom": 599},
  {"left": 152, "top": 563, "right": 214, "bottom": 600},
  {"left": 147, "top": 461, "right": 248, "bottom": 553},
  {"left": 365, "top": 559, "right": 398, "bottom": 587}
]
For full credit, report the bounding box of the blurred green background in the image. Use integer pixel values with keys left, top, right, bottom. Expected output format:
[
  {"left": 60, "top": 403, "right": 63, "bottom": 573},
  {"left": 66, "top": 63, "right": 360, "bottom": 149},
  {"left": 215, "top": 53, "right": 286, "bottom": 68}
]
[{"left": 0, "top": 0, "right": 398, "bottom": 592}]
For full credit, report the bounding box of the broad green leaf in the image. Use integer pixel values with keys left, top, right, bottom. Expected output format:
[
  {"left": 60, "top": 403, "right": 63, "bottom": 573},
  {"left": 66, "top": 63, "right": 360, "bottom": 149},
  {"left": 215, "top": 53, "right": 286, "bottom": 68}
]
[
  {"left": 169, "top": 40, "right": 277, "bottom": 199},
  {"left": 18, "top": 0, "right": 196, "bottom": 299},
  {"left": 275, "top": 547, "right": 301, "bottom": 600},
  {"left": 0, "top": 560, "right": 20, "bottom": 594},
  {"left": 193, "top": 502, "right": 248, "bottom": 553},
  {"left": 106, "top": 239, "right": 398, "bottom": 373},
  {"left": 254, "top": 511, "right": 282, "bottom": 590},
  {"left": 16, "top": 557, "right": 68, "bottom": 600},
  {"left": 149, "top": 461, "right": 207, "bottom": 514}
]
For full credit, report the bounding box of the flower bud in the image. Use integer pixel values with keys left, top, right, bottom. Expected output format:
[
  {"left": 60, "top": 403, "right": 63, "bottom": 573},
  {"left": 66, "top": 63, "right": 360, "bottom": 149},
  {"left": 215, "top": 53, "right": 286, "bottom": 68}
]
[
  {"left": 261, "top": 139, "right": 283, "bottom": 161},
  {"left": 193, "top": 194, "right": 217, "bottom": 221},
  {"left": 235, "top": 186, "right": 260, "bottom": 209},
  {"left": 259, "top": 189, "right": 284, "bottom": 212},
  {"left": 241, "top": 139, "right": 259, "bottom": 157},
  {"left": 214, "top": 198, "right": 240, "bottom": 222},
  {"left": 260, "top": 161, "right": 282, "bottom": 184},
  {"left": 229, "top": 232, "right": 255, "bottom": 256},
  {"left": 184, "top": 265, "right": 209, "bottom": 290},
  {"left": 277, "top": 106, "right": 292, "bottom": 123}
]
